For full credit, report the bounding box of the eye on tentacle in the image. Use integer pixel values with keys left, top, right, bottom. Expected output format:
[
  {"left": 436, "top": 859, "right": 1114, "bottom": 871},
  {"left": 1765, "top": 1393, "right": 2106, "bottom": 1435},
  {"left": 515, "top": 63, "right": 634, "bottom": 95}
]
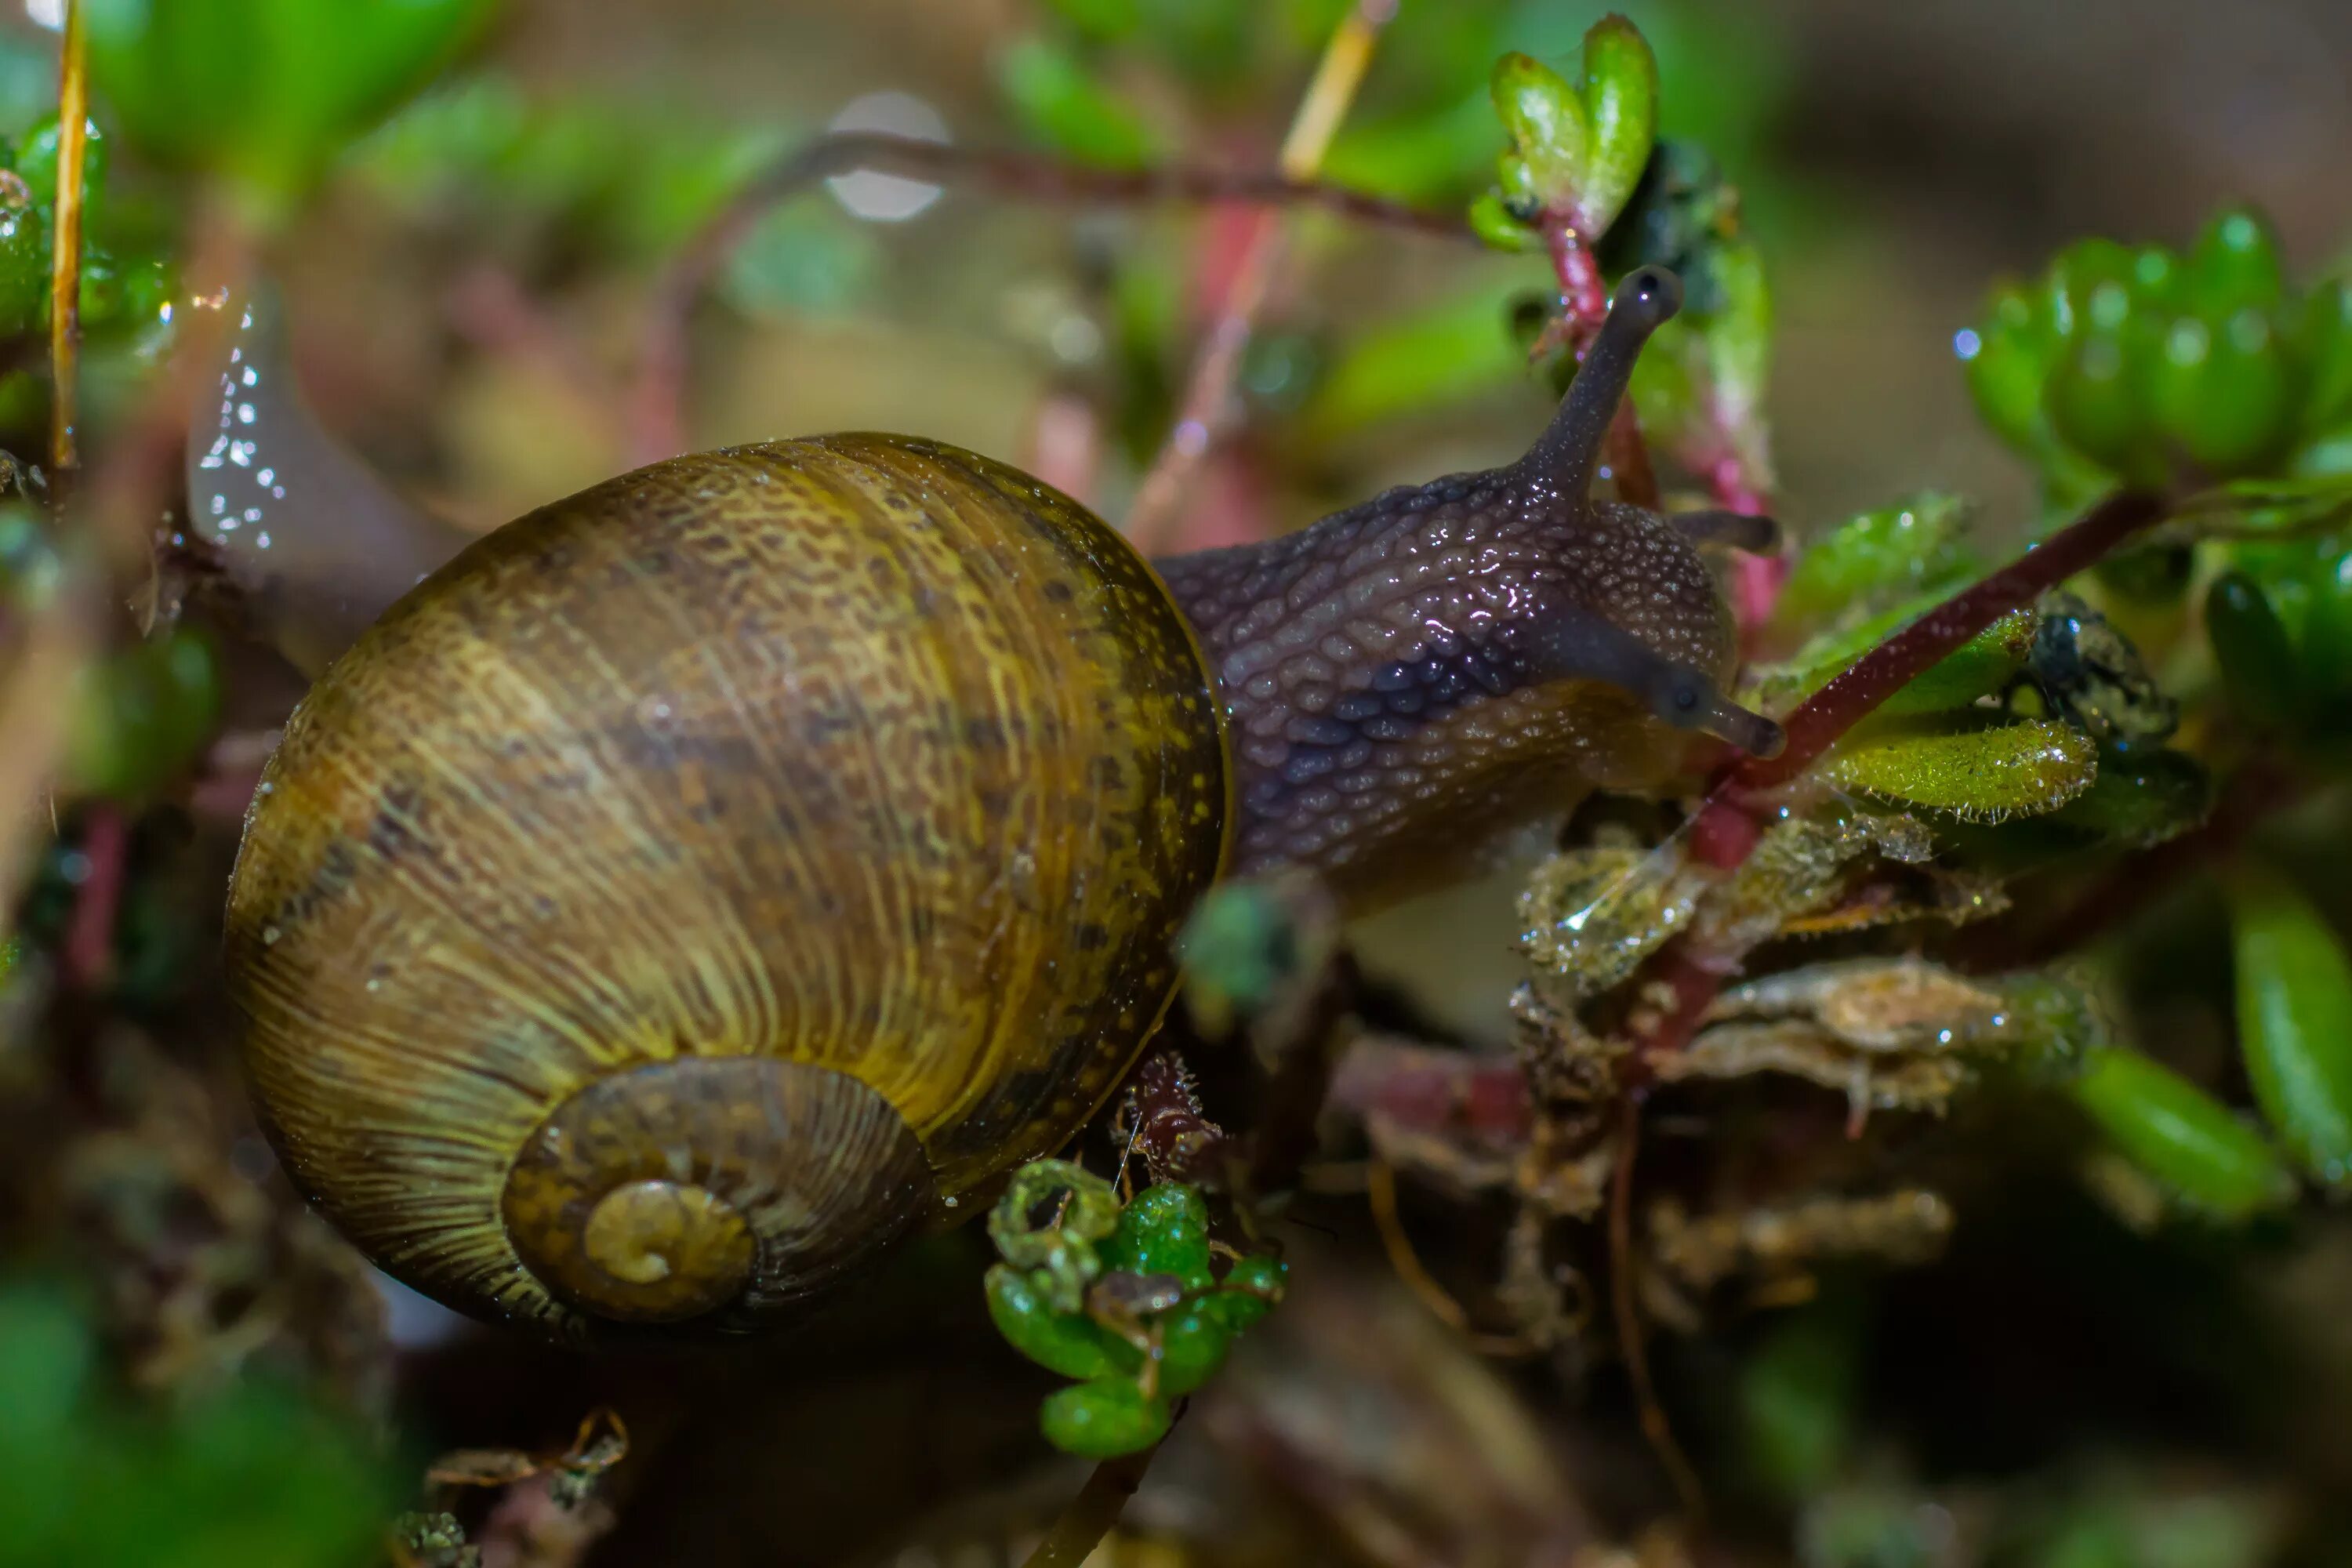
[
  {"left": 1517, "top": 592, "right": 1788, "bottom": 760},
  {"left": 1513, "top": 264, "right": 1684, "bottom": 501}
]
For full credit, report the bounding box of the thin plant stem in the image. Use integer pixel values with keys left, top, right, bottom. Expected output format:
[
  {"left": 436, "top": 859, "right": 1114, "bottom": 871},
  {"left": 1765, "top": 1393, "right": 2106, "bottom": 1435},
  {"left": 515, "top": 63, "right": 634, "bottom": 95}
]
[
  {"left": 1608, "top": 1094, "right": 1704, "bottom": 1519},
  {"left": 49, "top": 0, "right": 85, "bottom": 481},
  {"left": 1725, "top": 486, "right": 2170, "bottom": 797},
  {"left": 1623, "top": 487, "right": 2176, "bottom": 1061},
  {"left": 632, "top": 128, "right": 1465, "bottom": 466},
  {"left": 1123, "top": 0, "right": 1398, "bottom": 554},
  {"left": 1018, "top": 1441, "right": 1165, "bottom": 1568},
  {"left": 1366, "top": 1159, "right": 1541, "bottom": 1356}
]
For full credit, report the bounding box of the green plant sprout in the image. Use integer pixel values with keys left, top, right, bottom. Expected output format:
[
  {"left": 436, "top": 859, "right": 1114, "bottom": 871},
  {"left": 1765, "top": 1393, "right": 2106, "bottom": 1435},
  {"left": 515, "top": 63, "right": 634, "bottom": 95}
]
[{"left": 985, "top": 1160, "right": 1286, "bottom": 1458}]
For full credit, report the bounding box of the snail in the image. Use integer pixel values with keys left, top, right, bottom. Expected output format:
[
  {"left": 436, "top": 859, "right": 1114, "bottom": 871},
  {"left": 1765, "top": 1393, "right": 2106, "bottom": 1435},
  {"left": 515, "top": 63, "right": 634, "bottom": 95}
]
[{"left": 217, "top": 264, "right": 1784, "bottom": 1343}]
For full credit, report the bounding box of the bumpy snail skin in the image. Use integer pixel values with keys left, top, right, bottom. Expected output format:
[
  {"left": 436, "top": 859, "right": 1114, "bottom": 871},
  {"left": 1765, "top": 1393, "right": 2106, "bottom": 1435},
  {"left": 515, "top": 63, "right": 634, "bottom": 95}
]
[
  {"left": 222, "top": 264, "right": 1775, "bottom": 1341},
  {"left": 1154, "top": 267, "right": 1782, "bottom": 910},
  {"left": 185, "top": 286, "right": 476, "bottom": 678},
  {"left": 226, "top": 437, "right": 1226, "bottom": 1341}
]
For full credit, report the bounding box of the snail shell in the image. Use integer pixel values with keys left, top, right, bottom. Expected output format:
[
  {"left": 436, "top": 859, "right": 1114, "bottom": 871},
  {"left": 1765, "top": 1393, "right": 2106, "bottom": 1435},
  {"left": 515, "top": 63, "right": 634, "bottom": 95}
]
[{"left": 226, "top": 435, "right": 1229, "bottom": 1341}]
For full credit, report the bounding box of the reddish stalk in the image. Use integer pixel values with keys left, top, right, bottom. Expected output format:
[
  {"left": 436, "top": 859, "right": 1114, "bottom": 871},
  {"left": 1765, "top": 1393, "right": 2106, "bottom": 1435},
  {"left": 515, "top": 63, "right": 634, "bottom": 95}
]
[
  {"left": 632, "top": 130, "right": 1464, "bottom": 466},
  {"left": 1607, "top": 1094, "right": 1702, "bottom": 1516},
  {"left": 61, "top": 802, "right": 123, "bottom": 987},
  {"left": 1537, "top": 223, "right": 1659, "bottom": 510},
  {"left": 1123, "top": 0, "right": 1396, "bottom": 553},
  {"left": 1721, "top": 487, "right": 2169, "bottom": 800},
  {"left": 1018, "top": 1438, "right": 1167, "bottom": 1568},
  {"left": 1621, "top": 486, "right": 2174, "bottom": 1058}
]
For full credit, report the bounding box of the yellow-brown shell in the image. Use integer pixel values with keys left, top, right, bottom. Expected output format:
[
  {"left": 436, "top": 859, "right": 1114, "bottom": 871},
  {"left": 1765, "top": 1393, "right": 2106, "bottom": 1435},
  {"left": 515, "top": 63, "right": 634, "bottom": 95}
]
[{"left": 223, "top": 434, "right": 1230, "bottom": 1341}]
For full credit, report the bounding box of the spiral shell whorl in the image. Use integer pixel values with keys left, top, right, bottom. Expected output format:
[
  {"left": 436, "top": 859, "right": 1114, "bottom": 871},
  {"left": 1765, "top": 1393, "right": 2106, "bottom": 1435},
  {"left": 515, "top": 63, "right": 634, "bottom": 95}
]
[
  {"left": 501, "top": 1058, "right": 931, "bottom": 1327},
  {"left": 224, "top": 433, "right": 1225, "bottom": 1341}
]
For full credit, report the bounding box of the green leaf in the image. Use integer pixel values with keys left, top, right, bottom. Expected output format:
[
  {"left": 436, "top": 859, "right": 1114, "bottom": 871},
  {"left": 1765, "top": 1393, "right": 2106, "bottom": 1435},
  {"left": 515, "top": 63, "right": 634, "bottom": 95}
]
[
  {"left": 1039, "top": 1377, "right": 1171, "bottom": 1457},
  {"left": 2227, "top": 865, "right": 2352, "bottom": 1187},
  {"left": 2299, "top": 277, "right": 2352, "bottom": 432},
  {"left": 1964, "top": 283, "right": 2057, "bottom": 450},
  {"left": 985, "top": 1265, "right": 1140, "bottom": 1381},
  {"left": 1488, "top": 52, "right": 1585, "bottom": 216},
  {"left": 1771, "top": 493, "right": 1980, "bottom": 637},
  {"left": 0, "top": 1283, "right": 94, "bottom": 1448},
  {"left": 2045, "top": 749, "right": 2210, "bottom": 847},
  {"left": 1880, "top": 609, "right": 2038, "bottom": 717},
  {"left": 1206, "top": 1252, "right": 1286, "bottom": 1333},
  {"left": 995, "top": 35, "right": 1158, "bottom": 172},
  {"left": 1098, "top": 1184, "right": 1214, "bottom": 1293},
  {"left": 2186, "top": 205, "right": 2285, "bottom": 313},
  {"left": 85, "top": 0, "right": 495, "bottom": 214},
  {"left": 1302, "top": 285, "right": 1526, "bottom": 438},
  {"left": 12, "top": 113, "right": 106, "bottom": 212},
  {"left": 2204, "top": 571, "right": 2305, "bottom": 731},
  {"left": 1822, "top": 716, "right": 2099, "bottom": 822},
  {"left": 1740, "top": 1306, "right": 1858, "bottom": 1499},
  {"left": 2144, "top": 307, "right": 2298, "bottom": 476},
  {"left": 1323, "top": 93, "right": 1501, "bottom": 203},
  {"left": 1154, "top": 1306, "right": 1233, "bottom": 1396},
  {"left": 0, "top": 199, "right": 46, "bottom": 339},
  {"left": 64, "top": 629, "right": 222, "bottom": 801},
  {"left": 2072, "top": 1046, "right": 2295, "bottom": 1220},
  {"left": 1575, "top": 14, "right": 1658, "bottom": 237}
]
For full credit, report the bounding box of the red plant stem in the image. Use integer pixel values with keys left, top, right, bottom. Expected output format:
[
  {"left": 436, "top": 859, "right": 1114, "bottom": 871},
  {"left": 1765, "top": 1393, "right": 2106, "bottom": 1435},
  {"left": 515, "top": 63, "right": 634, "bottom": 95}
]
[
  {"left": 1018, "top": 1438, "right": 1166, "bottom": 1568},
  {"left": 1607, "top": 1094, "right": 1703, "bottom": 1516},
  {"left": 1327, "top": 1035, "right": 1536, "bottom": 1144},
  {"left": 633, "top": 133, "right": 1465, "bottom": 466},
  {"left": 1731, "top": 487, "right": 2169, "bottom": 797},
  {"left": 64, "top": 803, "right": 124, "bottom": 988},
  {"left": 1540, "top": 223, "right": 1660, "bottom": 510},
  {"left": 1628, "top": 486, "right": 2173, "bottom": 1058}
]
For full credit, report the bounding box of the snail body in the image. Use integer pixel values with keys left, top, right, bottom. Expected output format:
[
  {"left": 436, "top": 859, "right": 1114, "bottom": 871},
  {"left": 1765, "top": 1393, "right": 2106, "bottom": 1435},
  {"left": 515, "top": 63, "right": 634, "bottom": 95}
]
[{"left": 223, "top": 267, "right": 1782, "bottom": 1342}]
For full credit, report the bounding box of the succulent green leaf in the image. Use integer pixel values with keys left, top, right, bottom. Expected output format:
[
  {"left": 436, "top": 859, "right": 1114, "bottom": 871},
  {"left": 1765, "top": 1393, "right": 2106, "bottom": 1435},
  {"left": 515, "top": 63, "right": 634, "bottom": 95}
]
[
  {"left": 2186, "top": 205, "right": 2285, "bottom": 313},
  {"left": 1963, "top": 284, "right": 2057, "bottom": 450},
  {"left": 1207, "top": 1253, "right": 1287, "bottom": 1333},
  {"left": 2071, "top": 1047, "right": 2294, "bottom": 1220},
  {"left": 1039, "top": 1377, "right": 1171, "bottom": 1458},
  {"left": 2045, "top": 749, "right": 2211, "bottom": 847},
  {"left": 1771, "top": 494, "right": 1979, "bottom": 637},
  {"left": 1488, "top": 52, "right": 1585, "bottom": 218},
  {"left": 0, "top": 199, "right": 45, "bottom": 339},
  {"left": 12, "top": 113, "right": 106, "bottom": 212},
  {"left": 1153, "top": 1306, "right": 1233, "bottom": 1396},
  {"left": 1882, "top": 609, "right": 2038, "bottom": 717},
  {"left": 1740, "top": 1307, "right": 1857, "bottom": 1500},
  {"left": 2227, "top": 866, "right": 2352, "bottom": 1188},
  {"left": 1302, "top": 285, "right": 1526, "bottom": 438},
  {"left": 2299, "top": 277, "right": 2352, "bottom": 432},
  {"left": 1466, "top": 189, "right": 1538, "bottom": 252},
  {"left": 1574, "top": 15, "right": 1658, "bottom": 236},
  {"left": 1098, "top": 1183, "right": 1215, "bottom": 1293},
  {"left": 64, "top": 630, "right": 223, "bottom": 801},
  {"left": 1824, "top": 717, "right": 2099, "bottom": 822},
  {"left": 1323, "top": 95, "right": 1502, "bottom": 205},
  {"left": 2204, "top": 571, "right": 2305, "bottom": 730},
  {"left": 2145, "top": 307, "right": 2298, "bottom": 475},
  {"left": 985, "top": 1265, "right": 1142, "bottom": 1381}
]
